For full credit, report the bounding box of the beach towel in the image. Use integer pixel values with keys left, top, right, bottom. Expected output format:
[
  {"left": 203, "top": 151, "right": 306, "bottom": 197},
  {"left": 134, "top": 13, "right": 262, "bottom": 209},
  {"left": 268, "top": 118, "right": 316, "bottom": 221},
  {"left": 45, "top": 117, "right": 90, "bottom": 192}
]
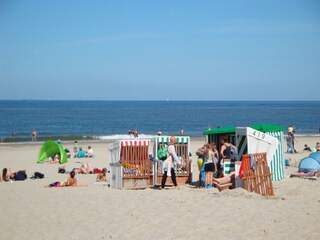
[
  {"left": 93, "top": 182, "right": 108, "bottom": 186},
  {"left": 46, "top": 184, "right": 88, "bottom": 188}
]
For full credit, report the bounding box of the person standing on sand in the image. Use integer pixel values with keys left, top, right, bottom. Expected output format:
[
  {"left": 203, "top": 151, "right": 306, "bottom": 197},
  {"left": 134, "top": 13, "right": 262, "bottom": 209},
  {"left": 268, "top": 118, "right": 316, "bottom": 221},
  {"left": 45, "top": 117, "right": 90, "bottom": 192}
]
[
  {"left": 218, "top": 136, "right": 237, "bottom": 178},
  {"left": 31, "top": 129, "right": 38, "bottom": 142},
  {"left": 161, "top": 136, "right": 182, "bottom": 189},
  {"left": 133, "top": 130, "right": 138, "bottom": 138},
  {"left": 180, "top": 128, "right": 184, "bottom": 135},
  {"left": 203, "top": 144, "right": 215, "bottom": 188}
]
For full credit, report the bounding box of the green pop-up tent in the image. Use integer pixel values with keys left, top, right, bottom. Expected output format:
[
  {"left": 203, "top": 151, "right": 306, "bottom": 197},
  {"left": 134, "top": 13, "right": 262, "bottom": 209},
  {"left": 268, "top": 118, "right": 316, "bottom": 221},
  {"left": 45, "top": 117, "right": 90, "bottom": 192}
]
[{"left": 37, "top": 140, "right": 68, "bottom": 164}]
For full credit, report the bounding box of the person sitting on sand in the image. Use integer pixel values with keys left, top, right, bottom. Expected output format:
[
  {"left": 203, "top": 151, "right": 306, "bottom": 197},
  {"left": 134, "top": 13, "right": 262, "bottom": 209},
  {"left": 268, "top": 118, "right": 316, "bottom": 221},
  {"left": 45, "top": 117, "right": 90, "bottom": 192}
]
[
  {"left": 73, "top": 141, "right": 79, "bottom": 157},
  {"left": 86, "top": 146, "right": 94, "bottom": 158},
  {"left": 45, "top": 154, "right": 60, "bottom": 164},
  {"left": 303, "top": 144, "right": 312, "bottom": 152},
  {"left": 212, "top": 171, "right": 235, "bottom": 186},
  {"left": 96, "top": 168, "right": 108, "bottom": 182},
  {"left": 64, "top": 171, "right": 77, "bottom": 186},
  {"left": 49, "top": 171, "right": 77, "bottom": 187},
  {"left": 312, "top": 142, "right": 320, "bottom": 152},
  {"left": 76, "top": 147, "right": 86, "bottom": 158},
  {"left": 53, "top": 154, "right": 60, "bottom": 163}
]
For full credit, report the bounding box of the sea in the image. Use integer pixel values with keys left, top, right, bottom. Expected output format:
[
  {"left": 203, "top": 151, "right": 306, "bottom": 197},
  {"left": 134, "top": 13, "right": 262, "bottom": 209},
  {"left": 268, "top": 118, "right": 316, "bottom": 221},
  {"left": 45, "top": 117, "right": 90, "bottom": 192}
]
[{"left": 0, "top": 100, "right": 319, "bottom": 142}]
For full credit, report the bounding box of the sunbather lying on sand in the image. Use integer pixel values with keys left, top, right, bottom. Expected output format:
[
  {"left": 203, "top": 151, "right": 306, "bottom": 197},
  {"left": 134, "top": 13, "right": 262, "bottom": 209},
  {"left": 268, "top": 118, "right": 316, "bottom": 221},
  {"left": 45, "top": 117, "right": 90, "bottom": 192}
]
[
  {"left": 44, "top": 154, "right": 60, "bottom": 164},
  {"left": 73, "top": 162, "right": 94, "bottom": 174},
  {"left": 2, "top": 168, "right": 27, "bottom": 181},
  {"left": 213, "top": 171, "right": 235, "bottom": 185},
  {"left": 2, "top": 168, "right": 15, "bottom": 181}
]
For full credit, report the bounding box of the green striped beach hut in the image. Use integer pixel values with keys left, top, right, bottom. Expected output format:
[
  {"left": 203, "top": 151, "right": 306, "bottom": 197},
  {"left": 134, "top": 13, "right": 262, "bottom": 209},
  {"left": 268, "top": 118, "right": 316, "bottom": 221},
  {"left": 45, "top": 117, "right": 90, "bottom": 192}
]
[
  {"left": 156, "top": 136, "right": 190, "bottom": 144},
  {"left": 250, "top": 124, "right": 285, "bottom": 181},
  {"left": 155, "top": 135, "right": 190, "bottom": 162},
  {"left": 154, "top": 136, "right": 192, "bottom": 186}
]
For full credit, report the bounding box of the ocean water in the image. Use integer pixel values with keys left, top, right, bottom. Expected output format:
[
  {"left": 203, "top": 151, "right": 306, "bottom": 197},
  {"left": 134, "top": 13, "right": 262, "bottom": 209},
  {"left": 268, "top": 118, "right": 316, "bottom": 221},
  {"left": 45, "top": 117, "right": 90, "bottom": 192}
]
[{"left": 0, "top": 100, "right": 319, "bottom": 141}]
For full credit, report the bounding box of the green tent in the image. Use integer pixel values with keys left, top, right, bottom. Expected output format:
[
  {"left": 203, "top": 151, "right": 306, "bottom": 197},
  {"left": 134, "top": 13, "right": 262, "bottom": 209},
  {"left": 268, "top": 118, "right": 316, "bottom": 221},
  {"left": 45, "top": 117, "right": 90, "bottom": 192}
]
[{"left": 37, "top": 140, "right": 68, "bottom": 164}]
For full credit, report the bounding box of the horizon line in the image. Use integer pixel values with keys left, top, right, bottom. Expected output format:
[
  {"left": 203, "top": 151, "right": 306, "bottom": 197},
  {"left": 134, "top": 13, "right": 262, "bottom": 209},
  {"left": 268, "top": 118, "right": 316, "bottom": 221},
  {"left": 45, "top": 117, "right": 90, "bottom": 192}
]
[{"left": 0, "top": 99, "right": 320, "bottom": 102}]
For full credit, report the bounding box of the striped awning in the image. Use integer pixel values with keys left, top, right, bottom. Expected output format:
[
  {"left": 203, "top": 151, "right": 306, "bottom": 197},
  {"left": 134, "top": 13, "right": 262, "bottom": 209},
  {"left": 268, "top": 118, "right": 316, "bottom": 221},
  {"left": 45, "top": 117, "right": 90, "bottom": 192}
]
[
  {"left": 121, "top": 140, "right": 150, "bottom": 146},
  {"left": 267, "top": 131, "right": 285, "bottom": 181},
  {"left": 157, "top": 136, "right": 189, "bottom": 144}
]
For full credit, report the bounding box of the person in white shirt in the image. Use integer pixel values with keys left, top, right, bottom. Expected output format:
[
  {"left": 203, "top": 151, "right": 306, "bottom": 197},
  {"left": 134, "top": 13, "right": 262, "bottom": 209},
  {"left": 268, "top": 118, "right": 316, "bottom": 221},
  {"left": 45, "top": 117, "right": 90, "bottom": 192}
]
[
  {"left": 161, "top": 136, "right": 181, "bottom": 189},
  {"left": 86, "top": 146, "right": 94, "bottom": 157}
]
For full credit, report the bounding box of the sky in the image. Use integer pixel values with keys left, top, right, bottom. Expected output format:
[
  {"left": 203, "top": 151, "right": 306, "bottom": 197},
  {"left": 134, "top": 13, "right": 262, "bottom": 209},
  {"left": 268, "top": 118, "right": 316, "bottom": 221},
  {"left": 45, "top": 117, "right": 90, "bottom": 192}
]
[{"left": 0, "top": 0, "right": 320, "bottom": 101}]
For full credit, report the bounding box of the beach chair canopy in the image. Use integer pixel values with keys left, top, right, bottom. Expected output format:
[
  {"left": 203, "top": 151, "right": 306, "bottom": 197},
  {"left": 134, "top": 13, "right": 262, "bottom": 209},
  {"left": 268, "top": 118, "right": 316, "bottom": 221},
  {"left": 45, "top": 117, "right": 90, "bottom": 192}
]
[
  {"left": 298, "top": 155, "right": 320, "bottom": 173},
  {"left": 37, "top": 140, "right": 68, "bottom": 164}
]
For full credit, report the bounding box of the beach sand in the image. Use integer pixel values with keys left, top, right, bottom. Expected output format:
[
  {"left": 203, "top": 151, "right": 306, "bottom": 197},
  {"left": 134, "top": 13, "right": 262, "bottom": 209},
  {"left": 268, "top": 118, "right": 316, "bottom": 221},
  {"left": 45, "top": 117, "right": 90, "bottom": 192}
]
[{"left": 0, "top": 136, "right": 319, "bottom": 240}]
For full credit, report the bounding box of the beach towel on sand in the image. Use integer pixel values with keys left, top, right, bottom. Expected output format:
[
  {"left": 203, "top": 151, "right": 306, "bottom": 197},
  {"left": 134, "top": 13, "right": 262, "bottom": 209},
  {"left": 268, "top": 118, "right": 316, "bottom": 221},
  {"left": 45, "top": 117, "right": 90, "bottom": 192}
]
[{"left": 47, "top": 182, "right": 88, "bottom": 188}]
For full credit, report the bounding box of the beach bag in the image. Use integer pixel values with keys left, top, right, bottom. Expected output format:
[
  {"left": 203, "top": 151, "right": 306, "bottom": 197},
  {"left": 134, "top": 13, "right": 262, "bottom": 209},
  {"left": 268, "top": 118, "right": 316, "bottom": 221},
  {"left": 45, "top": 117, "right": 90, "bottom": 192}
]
[
  {"left": 58, "top": 167, "right": 66, "bottom": 174},
  {"left": 157, "top": 145, "right": 168, "bottom": 161},
  {"left": 225, "top": 145, "right": 238, "bottom": 160},
  {"left": 14, "top": 172, "right": 27, "bottom": 181},
  {"left": 34, "top": 172, "right": 45, "bottom": 179}
]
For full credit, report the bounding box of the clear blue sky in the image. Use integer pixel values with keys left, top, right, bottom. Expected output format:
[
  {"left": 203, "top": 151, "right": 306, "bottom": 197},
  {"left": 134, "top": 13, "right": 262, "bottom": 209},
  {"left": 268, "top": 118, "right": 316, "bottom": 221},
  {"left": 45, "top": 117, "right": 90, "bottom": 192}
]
[{"left": 1, "top": 0, "right": 320, "bottom": 100}]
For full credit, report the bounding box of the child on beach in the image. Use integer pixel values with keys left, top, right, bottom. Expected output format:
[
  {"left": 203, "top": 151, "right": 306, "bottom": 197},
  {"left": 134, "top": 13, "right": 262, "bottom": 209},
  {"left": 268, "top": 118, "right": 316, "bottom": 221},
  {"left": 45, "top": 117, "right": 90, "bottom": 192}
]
[
  {"left": 53, "top": 154, "right": 60, "bottom": 163},
  {"left": 312, "top": 142, "right": 320, "bottom": 152},
  {"left": 86, "top": 146, "right": 94, "bottom": 157},
  {"left": 210, "top": 142, "right": 219, "bottom": 177},
  {"left": 96, "top": 168, "right": 108, "bottom": 182},
  {"left": 203, "top": 144, "right": 215, "bottom": 188},
  {"left": 73, "top": 141, "right": 79, "bottom": 157},
  {"left": 76, "top": 147, "right": 86, "bottom": 158},
  {"left": 303, "top": 144, "right": 312, "bottom": 152}
]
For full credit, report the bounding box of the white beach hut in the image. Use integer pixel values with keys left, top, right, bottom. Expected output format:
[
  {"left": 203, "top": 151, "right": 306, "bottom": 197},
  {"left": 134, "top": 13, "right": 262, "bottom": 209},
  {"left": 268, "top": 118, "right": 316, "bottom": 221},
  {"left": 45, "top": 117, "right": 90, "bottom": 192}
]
[
  {"left": 109, "top": 139, "right": 152, "bottom": 189},
  {"left": 236, "top": 124, "right": 286, "bottom": 181}
]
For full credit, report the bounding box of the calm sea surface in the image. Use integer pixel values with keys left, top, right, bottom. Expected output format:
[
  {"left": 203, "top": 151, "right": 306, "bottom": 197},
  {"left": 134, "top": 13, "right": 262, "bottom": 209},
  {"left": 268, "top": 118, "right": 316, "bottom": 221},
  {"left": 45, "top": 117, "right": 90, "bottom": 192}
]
[{"left": 0, "top": 100, "right": 319, "bottom": 141}]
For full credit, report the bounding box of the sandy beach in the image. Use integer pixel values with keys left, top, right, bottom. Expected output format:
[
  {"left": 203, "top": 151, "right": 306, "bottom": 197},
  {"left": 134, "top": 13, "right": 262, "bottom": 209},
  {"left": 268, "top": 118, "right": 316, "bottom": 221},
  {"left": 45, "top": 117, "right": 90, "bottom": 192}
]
[{"left": 0, "top": 136, "right": 319, "bottom": 240}]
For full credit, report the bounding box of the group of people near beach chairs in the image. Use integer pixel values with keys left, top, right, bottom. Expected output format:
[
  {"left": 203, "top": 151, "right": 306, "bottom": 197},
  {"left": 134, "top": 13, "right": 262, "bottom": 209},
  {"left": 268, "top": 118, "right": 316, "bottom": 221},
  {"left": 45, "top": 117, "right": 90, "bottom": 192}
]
[
  {"left": 1, "top": 140, "right": 108, "bottom": 187},
  {"left": 196, "top": 135, "right": 237, "bottom": 189},
  {"left": 0, "top": 164, "right": 108, "bottom": 186},
  {"left": 49, "top": 160, "right": 109, "bottom": 187}
]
